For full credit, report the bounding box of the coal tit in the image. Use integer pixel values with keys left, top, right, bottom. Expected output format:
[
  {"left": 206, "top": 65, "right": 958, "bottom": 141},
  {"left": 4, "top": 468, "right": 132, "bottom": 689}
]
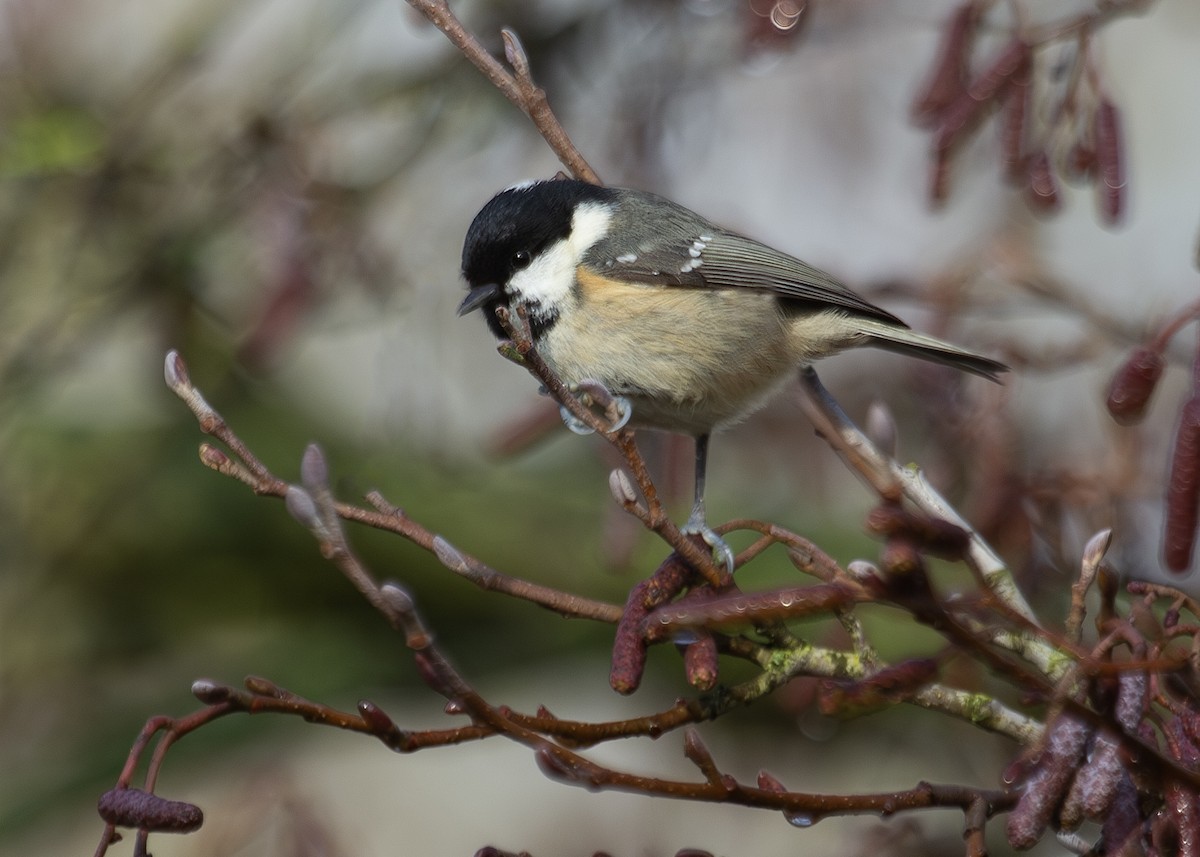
[{"left": 459, "top": 178, "right": 1006, "bottom": 570}]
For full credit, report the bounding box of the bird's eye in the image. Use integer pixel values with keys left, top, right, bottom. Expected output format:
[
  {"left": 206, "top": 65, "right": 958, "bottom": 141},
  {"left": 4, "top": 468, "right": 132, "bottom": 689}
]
[{"left": 511, "top": 250, "right": 532, "bottom": 270}]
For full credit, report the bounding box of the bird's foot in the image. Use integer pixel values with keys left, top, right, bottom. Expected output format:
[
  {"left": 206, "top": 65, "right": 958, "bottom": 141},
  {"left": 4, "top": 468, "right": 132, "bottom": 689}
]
[
  {"left": 558, "top": 404, "right": 595, "bottom": 435},
  {"left": 556, "top": 380, "right": 633, "bottom": 435},
  {"left": 681, "top": 516, "right": 735, "bottom": 575}
]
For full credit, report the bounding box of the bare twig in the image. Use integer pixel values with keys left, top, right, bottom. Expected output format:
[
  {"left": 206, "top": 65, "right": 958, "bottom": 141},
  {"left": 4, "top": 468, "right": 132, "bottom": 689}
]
[
  {"left": 165, "top": 351, "right": 619, "bottom": 623},
  {"left": 404, "top": 0, "right": 599, "bottom": 184},
  {"left": 795, "top": 367, "right": 1036, "bottom": 623},
  {"left": 380, "top": 581, "right": 1023, "bottom": 828},
  {"left": 1066, "top": 528, "right": 1112, "bottom": 642},
  {"left": 1023, "top": 0, "right": 1156, "bottom": 46}
]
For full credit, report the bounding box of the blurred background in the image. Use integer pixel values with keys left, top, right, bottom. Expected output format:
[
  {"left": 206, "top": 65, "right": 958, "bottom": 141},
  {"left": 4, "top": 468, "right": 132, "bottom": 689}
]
[{"left": 2, "top": 0, "right": 1199, "bottom": 854}]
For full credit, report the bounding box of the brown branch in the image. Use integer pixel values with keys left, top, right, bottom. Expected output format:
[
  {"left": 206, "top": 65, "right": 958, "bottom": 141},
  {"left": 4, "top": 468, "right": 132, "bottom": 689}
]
[
  {"left": 404, "top": 0, "right": 600, "bottom": 184},
  {"left": 795, "top": 367, "right": 1038, "bottom": 623},
  {"left": 383, "top": 582, "right": 1021, "bottom": 828},
  {"left": 165, "top": 351, "right": 620, "bottom": 623}
]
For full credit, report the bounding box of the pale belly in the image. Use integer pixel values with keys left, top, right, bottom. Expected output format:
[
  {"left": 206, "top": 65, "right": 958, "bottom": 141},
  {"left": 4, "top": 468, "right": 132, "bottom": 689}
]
[{"left": 538, "top": 286, "right": 851, "bottom": 436}]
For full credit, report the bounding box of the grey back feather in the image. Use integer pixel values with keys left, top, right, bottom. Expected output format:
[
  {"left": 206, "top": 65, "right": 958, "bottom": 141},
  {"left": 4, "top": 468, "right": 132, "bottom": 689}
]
[{"left": 585, "top": 188, "right": 906, "bottom": 327}]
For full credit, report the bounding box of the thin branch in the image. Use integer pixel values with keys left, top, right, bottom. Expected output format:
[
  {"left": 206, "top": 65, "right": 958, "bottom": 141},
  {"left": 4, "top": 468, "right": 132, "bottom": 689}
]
[
  {"left": 405, "top": 0, "right": 600, "bottom": 184},
  {"left": 795, "top": 367, "right": 1037, "bottom": 623},
  {"left": 383, "top": 582, "right": 1022, "bottom": 826},
  {"left": 166, "top": 352, "right": 619, "bottom": 623},
  {"left": 1066, "top": 528, "right": 1112, "bottom": 642},
  {"left": 1023, "top": 0, "right": 1156, "bottom": 46}
]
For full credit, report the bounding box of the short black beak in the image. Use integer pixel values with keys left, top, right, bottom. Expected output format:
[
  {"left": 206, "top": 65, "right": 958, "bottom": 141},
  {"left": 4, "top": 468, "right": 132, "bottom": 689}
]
[{"left": 457, "top": 283, "right": 500, "bottom": 316}]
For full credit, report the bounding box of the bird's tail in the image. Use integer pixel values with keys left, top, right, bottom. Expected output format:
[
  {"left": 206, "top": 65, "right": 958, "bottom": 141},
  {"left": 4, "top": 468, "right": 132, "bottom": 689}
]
[{"left": 855, "top": 318, "right": 1008, "bottom": 382}]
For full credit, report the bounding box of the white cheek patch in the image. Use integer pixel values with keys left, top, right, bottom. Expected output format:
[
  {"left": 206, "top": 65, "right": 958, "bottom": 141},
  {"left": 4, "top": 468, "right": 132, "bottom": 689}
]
[
  {"left": 508, "top": 201, "right": 613, "bottom": 308},
  {"left": 508, "top": 237, "right": 576, "bottom": 309}
]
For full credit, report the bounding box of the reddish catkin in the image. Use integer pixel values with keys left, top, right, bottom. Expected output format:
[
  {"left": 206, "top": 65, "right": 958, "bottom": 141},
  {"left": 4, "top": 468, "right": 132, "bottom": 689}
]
[
  {"left": 1165, "top": 777, "right": 1200, "bottom": 857},
  {"left": 1093, "top": 98, "right": 1126, "bottom": 225},
  {"left": 929, "top": 143, "right": 955, "bottom": 203},
  {"left": 683, "top": 633, "right": 719, "bottom": 691},
  {"left": 1006, "top": 714, "right": 1090, "bottom": 849},
  {"left": 1024, "top": 148, "right": 1060, "bottom": 213},
  {"left": 97, "top": 788, "right": 203, "bottom": 833},
  {"left": 911, "top": 1, "right": 979, "bottom": 126},
  {"left": 1100, "top": 775, "right": 1143, "bottom": 856},
  {"left": 1106, "top": 345, "right": 1166, "bottom": 425},
  {"left": 1163, "top": 395, "right": 1200, "bottom": 572},
  {"left": 932, "top": 89, "right": 991, "bottom": 155},
  {"left": 1064, "top": 140, "right": 1097, "bottom": 182},
  {"left": 610, "top": 592, "right": 650, "bottom": 694},
  {"left": 926, "top": 35, "right": 1030, "bottom": 206},
  {"left": 966, "top": 37, "right": 1032, "bottom": 103},
  {"left": 999, "top": 63, "right": 1031, "bottom": 183},
  {"left": 931, "top": 37, "right": 1029, "bottom": 153},
  {"left": 930, "top": 37, "right": 1029, "bottom": 157}
]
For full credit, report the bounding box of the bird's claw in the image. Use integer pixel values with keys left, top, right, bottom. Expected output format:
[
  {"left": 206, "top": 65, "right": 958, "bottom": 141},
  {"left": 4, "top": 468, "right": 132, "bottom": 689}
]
[
  {"left": 559, "top": 404, "right": 595, "bottom": 435},
  {"left": 607, "top": 395, "right": 633, "bottom": 431},
  {"left": 681, "top": 520, "right": 735, "bottom": 575},
  {"left": 557, "top": 381, "right": 633, "bottom": 434}
]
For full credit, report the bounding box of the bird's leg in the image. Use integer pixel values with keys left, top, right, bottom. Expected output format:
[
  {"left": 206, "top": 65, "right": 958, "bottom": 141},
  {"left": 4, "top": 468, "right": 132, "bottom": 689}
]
[{"left": 680, "top": 433, "right": 735, "bottom": 574}]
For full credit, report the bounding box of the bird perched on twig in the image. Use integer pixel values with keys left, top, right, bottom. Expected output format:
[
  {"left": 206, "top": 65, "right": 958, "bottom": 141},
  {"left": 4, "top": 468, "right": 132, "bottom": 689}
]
[{"left": 459, "top": 178, "right": 1006, "bottom": 570}]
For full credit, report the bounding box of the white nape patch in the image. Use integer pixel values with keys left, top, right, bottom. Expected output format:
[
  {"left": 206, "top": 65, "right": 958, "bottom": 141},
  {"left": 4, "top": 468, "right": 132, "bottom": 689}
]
[
  {"left": 615, "top": 252, "right": 638, "bottom": 264},
  {"left": 503, "top": 178, "right": 540, "bottom": 193},
  {"left": 507, "top": 200, "right": 613, "bottom": 308},
  {"left": 570, "top": 201, "right": 614, "bottom": 252}
]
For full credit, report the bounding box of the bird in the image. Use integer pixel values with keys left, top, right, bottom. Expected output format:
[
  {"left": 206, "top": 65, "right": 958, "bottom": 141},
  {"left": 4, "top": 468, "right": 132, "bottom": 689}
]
[{"left": 458, "top": 178, "right": 1007, "bottom": 571}]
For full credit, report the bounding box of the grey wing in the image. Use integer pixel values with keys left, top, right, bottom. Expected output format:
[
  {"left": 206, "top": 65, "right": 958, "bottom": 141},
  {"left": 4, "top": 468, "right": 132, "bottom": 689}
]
[{"left": 597, "top": 227, "right": 908, "bottom": 328}]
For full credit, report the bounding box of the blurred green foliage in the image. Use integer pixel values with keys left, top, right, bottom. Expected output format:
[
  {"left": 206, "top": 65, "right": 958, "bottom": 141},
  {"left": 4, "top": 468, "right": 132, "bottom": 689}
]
[{"left": 0, "top": 107, "right": 105, "bottom": 177}]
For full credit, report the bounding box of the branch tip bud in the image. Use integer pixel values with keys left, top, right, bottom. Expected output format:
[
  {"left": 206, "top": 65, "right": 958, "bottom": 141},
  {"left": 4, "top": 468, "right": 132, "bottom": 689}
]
[
  {"left": 198, "top": 444, "right": 230, "bottom": 470},
  {"left": 190, "top": 679, "right": 230, "bottom": 704},
  {"left": 1082, "top": 528, "right": 1113, "bottom": 570},
  {"left": 284, "top": 485, "right": 322, "bottom": 531},
  {"left": 380, "top": 582, "right": 415, "bottom": 612},
  {"left": 432, "top": 535, "right": 469, "bottom": 573},
  {"left": 608, "top": 469, "right": 638, "bottom": 506},
  {"left": 300, "top": 443, "right": 328, "bottom": 490},
  {"left": 163, "top": 350, "right": 190, "bottom": 392}
]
